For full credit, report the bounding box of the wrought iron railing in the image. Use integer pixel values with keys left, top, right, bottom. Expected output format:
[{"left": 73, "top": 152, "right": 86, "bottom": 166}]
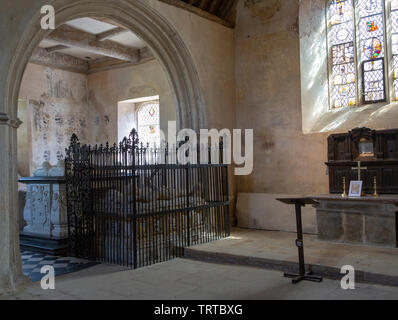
[{"left": 65, "top": 129, "right": 230, "bottom": 268}]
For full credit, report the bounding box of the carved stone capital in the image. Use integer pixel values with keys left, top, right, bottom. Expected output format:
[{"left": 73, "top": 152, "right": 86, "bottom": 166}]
[{"left": 0, "top": 113, "right": 22, "bottom": 128}]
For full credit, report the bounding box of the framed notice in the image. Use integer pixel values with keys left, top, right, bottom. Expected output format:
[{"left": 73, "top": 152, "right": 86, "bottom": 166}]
[{"left": 349, "top": 181, "right": 363, "bottom": 198}]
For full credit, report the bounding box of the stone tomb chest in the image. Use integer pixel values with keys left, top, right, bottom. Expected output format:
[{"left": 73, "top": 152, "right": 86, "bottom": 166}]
[{"left": 19, "top": 161, "right": 68, "bottom": 255}]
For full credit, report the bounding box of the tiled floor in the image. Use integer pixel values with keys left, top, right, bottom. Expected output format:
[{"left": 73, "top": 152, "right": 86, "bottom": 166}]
[{"left": 21, "top": 250, "right": 98, "bottom": 282}]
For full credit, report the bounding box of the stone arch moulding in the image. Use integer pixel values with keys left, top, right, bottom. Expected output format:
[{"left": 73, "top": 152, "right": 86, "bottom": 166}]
[
  {"left": 1, "top": 0, "right": 208, "bottom": 292},
  {"left": 5, "top": 0, "right": 208, "bottom": 132}
]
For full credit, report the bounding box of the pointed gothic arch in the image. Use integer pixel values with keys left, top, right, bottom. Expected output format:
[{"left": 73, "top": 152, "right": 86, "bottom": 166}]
[{"left": 1, "top": 0, "right": 207, "bottom": 292}]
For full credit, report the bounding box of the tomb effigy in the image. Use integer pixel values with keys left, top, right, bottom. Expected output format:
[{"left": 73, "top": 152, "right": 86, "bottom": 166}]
[{"left": 19, "top": 160, "right": 68, "bottom": 255}]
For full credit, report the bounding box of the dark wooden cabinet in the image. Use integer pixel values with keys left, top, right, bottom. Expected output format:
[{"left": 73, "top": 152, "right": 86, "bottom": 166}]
[{"left": 327, "top": 127, "right": 398, "bottom": 194}]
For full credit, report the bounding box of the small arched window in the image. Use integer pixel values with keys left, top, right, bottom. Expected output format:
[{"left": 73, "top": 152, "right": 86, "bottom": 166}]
[{"left": 137, "top": 100, "right": 160, "bottom": 147}]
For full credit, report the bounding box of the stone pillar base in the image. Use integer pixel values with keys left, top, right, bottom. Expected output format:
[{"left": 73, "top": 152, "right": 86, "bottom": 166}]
[{"left": 20, "top": 232, "right": 68, "bottom": 256}]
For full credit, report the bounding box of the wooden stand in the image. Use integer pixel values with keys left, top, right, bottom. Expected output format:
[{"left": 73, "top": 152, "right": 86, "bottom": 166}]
[{"left": 276, "top": 197, "right": 323, "bottom": 284}]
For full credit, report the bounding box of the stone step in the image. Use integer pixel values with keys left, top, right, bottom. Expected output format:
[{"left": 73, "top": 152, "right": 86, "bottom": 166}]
[
  {"left": 20, "top": 233, "right": 68, "bottom": 256},
  {"left": 183, "top": 247, "right": 398, "bottom": 287}
]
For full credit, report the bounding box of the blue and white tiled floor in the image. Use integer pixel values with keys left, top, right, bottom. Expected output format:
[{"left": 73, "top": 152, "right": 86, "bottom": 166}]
[{"left": 21, "top": 250, "right": 98, "bottom": 282}]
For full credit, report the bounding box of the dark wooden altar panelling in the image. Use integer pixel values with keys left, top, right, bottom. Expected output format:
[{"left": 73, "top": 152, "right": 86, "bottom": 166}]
[{"left": 327, "top": 128, "right": 398, "bottom": 194}]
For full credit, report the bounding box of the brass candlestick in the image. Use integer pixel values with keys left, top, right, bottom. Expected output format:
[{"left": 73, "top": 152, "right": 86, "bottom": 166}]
[
  {"left": 342, "top": 177, "right": 348, "bottom": 198},
  {"left": 373, "top": 176, "right": 379, "bottom": 197}
]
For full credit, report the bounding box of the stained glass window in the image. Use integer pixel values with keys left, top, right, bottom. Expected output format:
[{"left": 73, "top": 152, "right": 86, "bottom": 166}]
[
  {"left": 137, "top": 101, "right": 160, "bottom": 147},
  {"left": 358, "top": 0, "right": 386, "bottom": 103},
  {"left": 327, "top": 0, "right": 393, "bottom": 108},
  {"left": 391, "top": 0, "right": 398, "bottom": 100},
  {"left": 329, "top": 0, "right": 357, "bottom": 108}
]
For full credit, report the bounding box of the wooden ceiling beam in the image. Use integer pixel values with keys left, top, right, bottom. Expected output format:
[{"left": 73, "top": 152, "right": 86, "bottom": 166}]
[
  {"left": 46, "top": 45, "right": 69, "bottom": 53},
  {"left": 46, "top": 25, "right": 139, "bottom": 62},
  {"left": 96, "top": 27, "right": 129, "bottom": 41},
  {"left": 29, "top": 47, "right": 89, "bottom": 74},
  {"left": 30, "top": 45, "right": 155, "bottom": 75},
  {"left": 88, "top": 46, "right": 155, "bottom": 74},
  {"left": 158, "top": 0, "right": 233, "bottom": 28}
]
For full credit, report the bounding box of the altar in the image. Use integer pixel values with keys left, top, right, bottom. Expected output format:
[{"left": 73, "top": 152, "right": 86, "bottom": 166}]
[
  {"left": 312, "top": 195, "right": 398, "bottom": 248},
  {"left": 313, "top": 127, "right": 398, "bottom": 248}
]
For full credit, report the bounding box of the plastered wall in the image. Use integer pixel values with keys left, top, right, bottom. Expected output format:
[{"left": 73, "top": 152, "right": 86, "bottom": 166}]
[
  {"left": 235, "top": 0, "right": 329, "bottom": 233},
  {"left": 88, "top": 59, "right": 176, "bottom": 145},
  {"left": 18, "top": 58, "right": 177, "bottom": 175},
  {"left": 18, "top": 63, "right": 89, "bottom": 174}
]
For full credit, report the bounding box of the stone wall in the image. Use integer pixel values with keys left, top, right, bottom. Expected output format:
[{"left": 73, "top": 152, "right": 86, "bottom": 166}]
[
  {"left": 88, "top": 59, "right": 176, "bottom": 144},
  {"left": 234, "top": 0, "right": 329, "bottom": 233}
]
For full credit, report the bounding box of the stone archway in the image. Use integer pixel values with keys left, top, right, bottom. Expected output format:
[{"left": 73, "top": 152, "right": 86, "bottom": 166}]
[{"left": 0, "top": 0, "right": 207, "bottom": 293}]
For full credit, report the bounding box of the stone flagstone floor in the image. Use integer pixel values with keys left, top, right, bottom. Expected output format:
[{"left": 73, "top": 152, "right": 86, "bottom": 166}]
[
  {"left": 4, "top": 228, "right": 398, "bottom": 299},
  {"left": 4, "top": 258, "right": 398, "bottom": 300},
  {"left": 185, "top": 228, "right": 398, "bottom": 282}
]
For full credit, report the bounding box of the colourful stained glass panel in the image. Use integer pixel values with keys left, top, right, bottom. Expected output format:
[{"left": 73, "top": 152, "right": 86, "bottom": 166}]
[
  {"left": 362, "top": 58, "right": 385, "bottom": 103},
  {"left": 359, "top": 5, "right": 384, "bottom": 60},
  {"left": 137, "top": 102, "right": 160, "bottom": 147},
  {"left": 331, "top": 42, "right": 355, "bottom": 64},
  {"left": 358, "top": 0, "right": 386, "bottom": 103},
  {"left": 330, "top": 0, "right": 354, "bottom": 26},
  {"left": 392, "top": 2, "right": 398, "bottom": 100},
  {"left": 329, "top": 0, "right": 357, "bottom": 108},
  {"left": 359, "top": 0, "right": 383, "bottom": 17}
]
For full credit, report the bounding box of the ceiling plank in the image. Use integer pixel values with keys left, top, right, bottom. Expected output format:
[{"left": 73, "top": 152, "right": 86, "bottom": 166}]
[
  {"left": 218, "top": 0, "right": 238, "bottom": 21},
  {"left": 199, "top": 0, "right": 211, "bottom": 10},
  {"left": 96, "top": 27, "right": 129, "bottom": 41},
  {"left": 46, "top": 25, "right": 139, "bottom": 62},
  {"left": 209, "top": 0, "right": 223, "bottom": 15},
  {"left": 158, "top": 0, "right": 233, "bottom": 28},
  {"left": 46, "top": 45, "right": 70, "bottom": 53},
  {"left": 30, "top": 47, "right": 89, "bottom": 74}
]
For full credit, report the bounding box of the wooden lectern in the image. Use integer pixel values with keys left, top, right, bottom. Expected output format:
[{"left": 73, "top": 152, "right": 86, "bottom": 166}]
[{"left": 276, "top": 197, "right": 323, "bottom": 284}]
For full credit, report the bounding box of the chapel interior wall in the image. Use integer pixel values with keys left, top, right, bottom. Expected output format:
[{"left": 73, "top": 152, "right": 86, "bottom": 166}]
[{"left": 234, "top": 0, "right": 329, "bottom": 233}]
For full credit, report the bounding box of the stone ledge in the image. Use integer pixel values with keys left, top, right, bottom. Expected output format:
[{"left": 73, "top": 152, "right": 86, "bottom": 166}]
[
  {"left": 184, "top": 248, "right": 398, "bottom": 287},
  {"left": 20, "top": 233, "right": 68, "bottom": 256}
]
